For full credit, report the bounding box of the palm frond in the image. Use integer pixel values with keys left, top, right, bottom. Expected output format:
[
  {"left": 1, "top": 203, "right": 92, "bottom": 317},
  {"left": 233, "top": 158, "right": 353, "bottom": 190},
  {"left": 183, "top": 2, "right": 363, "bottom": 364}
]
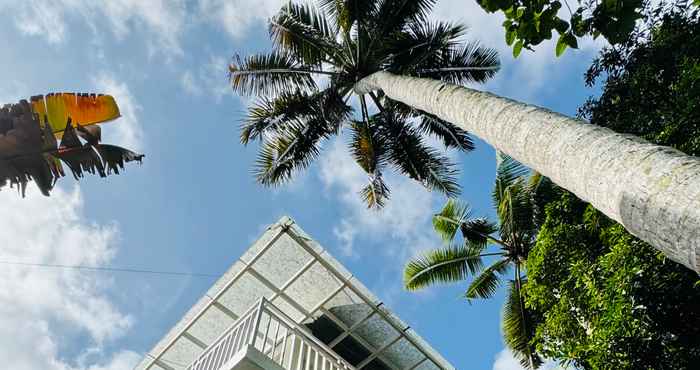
[
  {"left": 241, "top": 90, "right": 320, "bottom": 145},
  {"left": 229, "top": 52, "right": 318, "bottom": 96},
  {"left": 460, "top": 217, "right": 498, "bottom": 246},
  {"left": 376, "top": 112, "right": 460, "bottom": 198},
  {"left": 417, "top": 111, "right": 474, "bottom": 152},
  {"left": 404, "top": 242, "right": 489, "bottom": 291},
  {"left": 360, "top": 174, "right": 390, "bottom": 209},
  {"left": 415, "top": 41, "right": 500, "bottom": 85},
  {"left": 254, "top": 89, "right": 350, "bottom": 185},
  {"left": 371, "top": 0, "right": 438, "bottom": 35},
  {"left": 385, "top": 21, "right": 466, "bottom": 72},
  {"left": 270, "top": 2, "right": 340, "bottom": 66},
  {"left": 432, "top": 198, "right": 473, "bottom": 244},
  {"left": 528, "top": 172, "right": 557, "bottom": 229},
  {"left": 318, "top": 0, "right": 377, "bottom": 33},
  {"left": 497, "top": 178, "right": 536, "bottom": 248},
  {"left": 503, "top": 279, "right": 543, "bottom": 369},
  {"left": 465, "top": 258, "right": 509, "bottom": 300},
  {"left": 492, "top": 153, "right": 530, "bottom": 208},
  {"left": 349, "top": 120, "right": 390, "bottom": 208}
]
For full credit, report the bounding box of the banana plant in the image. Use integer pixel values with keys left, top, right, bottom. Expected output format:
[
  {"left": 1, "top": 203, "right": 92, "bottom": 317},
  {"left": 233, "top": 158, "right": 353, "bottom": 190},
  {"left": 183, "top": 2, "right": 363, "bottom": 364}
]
[{"left": 0, "top": 93, "right": 144, "bottom": 196}]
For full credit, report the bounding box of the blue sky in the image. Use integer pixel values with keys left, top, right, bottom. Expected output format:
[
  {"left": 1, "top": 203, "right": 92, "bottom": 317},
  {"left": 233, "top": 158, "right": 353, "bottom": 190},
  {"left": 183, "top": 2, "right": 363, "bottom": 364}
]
[{"left": 0, "top": 1, "right": 602, "bottom": 370}]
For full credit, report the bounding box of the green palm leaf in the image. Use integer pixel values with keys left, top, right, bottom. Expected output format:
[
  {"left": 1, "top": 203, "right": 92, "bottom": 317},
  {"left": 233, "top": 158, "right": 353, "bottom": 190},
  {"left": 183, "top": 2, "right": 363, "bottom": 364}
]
[
  {"left": 270, "top": 3, "right": 340, "bottom": 66},
  {"left": 417, "top": 111, "right": 475, "bottom": 152},
  {"left": 254, "top": 89, "right": 350, "bottom": 185},
  {"left": 503, "top": 279, "right": 543, "bottom": 369},
  {"left": 460, "top": 217, "right": 498, "bottom": 246},
  {"left": 377, "top": 112, "right": 460, "bottom": 198},
  {"left": 385, "top": 21, "right": 466, "bottom": 73},
  {"left": 432, "top": 198, "right": 470, "bottom": 244},
  {"left": 229, "top": 52, "right": 319, "bottom": 97},
  {"left": 241, "top": 90, "right": 323, "bottom": 145},
  {"left": 465, "top": 258, "right": 509, "bottom": 300},
  {"left": 318, "top": 0, "right": 377, "bottom": 33},
  {"left": 370, "top": 0, "right": 438, "bottom": 35},
  {"left": 415, "top": 41, "right": 500, "bottom": 85},
  {"left": 404, "top": 242, "right": 490, "bottom": 291}
]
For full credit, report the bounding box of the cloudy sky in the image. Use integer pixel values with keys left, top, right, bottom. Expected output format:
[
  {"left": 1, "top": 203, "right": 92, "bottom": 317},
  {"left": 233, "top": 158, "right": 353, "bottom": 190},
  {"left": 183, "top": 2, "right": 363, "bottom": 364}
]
[{"left": 0, "top": 1, "right": 602, "bottom": 369}]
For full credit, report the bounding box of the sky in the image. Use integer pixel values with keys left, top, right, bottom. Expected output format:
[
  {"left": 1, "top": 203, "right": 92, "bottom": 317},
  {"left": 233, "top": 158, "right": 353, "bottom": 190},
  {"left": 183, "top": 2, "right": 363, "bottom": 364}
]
[{"left": 0, "top": 1, "right": 603, "bottom": 370}]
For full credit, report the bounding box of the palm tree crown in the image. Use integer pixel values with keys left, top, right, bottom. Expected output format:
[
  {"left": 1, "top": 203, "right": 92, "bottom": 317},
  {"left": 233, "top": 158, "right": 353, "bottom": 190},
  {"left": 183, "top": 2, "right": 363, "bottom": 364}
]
[
  {"left": 230, "top": 0, "right": 499, "bottom": 207},
  {"left": 404, "top": 155, "right": 553, "bottom": 369}
]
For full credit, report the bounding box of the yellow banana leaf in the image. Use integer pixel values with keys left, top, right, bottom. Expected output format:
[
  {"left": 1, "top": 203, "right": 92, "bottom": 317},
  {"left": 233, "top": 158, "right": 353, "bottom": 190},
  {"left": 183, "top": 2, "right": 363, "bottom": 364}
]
[{"left": 30, "top": 93, "right": 121, "bottom": 135}]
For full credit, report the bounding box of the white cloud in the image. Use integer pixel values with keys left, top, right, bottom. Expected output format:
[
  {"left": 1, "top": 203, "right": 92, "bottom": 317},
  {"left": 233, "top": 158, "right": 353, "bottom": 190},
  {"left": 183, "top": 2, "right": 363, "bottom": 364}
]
[
  {"left": 181, "top": 71, "right": 203, "bottom": 96},
  {"left": 493, "top": 349, "right": 528, "bottom": 370},
  {"left": 432, "top": 0, "right": 604, "bottom": 100},
  {"left": 180, "top": 55, "right": 232, "bottom": 102},
  {"left": 0, "top": 185, "right": 139, "bottom": 370},
  {"left": 318, "top": 137, "right": 443, "bottom": 260},
  {"left": 92, "top": 73, "right": 145, "bottom": 151},
  {"left": 492, "top": 349, "right": 564, "bottom": 370},
  {"left": 4, "top": 0, "right": 187, "bottom": 56},
  {"left": 197, "top": 0, "right": 285, "bottom": 40}
]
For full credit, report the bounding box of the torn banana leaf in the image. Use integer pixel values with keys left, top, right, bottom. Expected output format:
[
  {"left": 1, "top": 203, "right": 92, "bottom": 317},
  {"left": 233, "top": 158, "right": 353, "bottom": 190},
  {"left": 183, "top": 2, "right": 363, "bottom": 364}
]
[
  {"left": 55, "top": 123, "right": 106, "bottom": 179},
  {"left": 31, "top": 93, "right": 120, "bottom": 135},
  {"left": 96, "top": 144, "right": 144, "bottom": 175},
  {"left": 1, "top": 95, "right": 142, "bottom": 197}
]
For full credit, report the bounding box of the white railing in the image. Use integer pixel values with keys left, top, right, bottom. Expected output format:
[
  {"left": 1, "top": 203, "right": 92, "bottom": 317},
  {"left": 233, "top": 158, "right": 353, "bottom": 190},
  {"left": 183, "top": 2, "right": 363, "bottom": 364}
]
[{"left": 187, "top": 298, "right": 355, "bottom": 370}]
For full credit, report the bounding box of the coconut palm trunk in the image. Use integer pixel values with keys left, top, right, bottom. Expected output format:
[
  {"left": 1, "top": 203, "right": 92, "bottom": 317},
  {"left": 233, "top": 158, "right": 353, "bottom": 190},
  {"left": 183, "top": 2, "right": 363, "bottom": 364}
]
[{"left": 357, "top": 71, "right": 700, "bottom": 273}]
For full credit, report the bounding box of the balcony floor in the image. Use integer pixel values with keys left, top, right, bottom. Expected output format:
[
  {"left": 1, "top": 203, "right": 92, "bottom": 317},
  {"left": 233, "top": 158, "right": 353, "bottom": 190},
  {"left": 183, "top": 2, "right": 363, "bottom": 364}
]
[{"left": 225, "top": 346, "right": 285, "bottom": 370}]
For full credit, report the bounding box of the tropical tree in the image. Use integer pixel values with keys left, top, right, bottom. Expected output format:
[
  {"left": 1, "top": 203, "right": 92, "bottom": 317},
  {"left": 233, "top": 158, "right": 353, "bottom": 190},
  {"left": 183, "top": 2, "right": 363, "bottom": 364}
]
[
  {"left": 0, "top": 93, "right": 144, "bottom": 196},
  {"left": 231, "top": 0, "right": 700, "bottom": 273},
  {"left": 229, "top": 0, "right": 500, "bottom": 208},
  {"left": 354, "top": 53, "right": 700, "bottom": 274},
  {"left": 404, "top": 156, "right": 551, "bottom": 369},
  {"left": 525, "top": 8, "right": 700, "bottom": 368}
]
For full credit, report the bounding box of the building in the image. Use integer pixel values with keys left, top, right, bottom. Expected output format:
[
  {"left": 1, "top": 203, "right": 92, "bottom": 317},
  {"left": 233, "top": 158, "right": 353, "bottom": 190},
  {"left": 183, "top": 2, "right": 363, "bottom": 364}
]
[{"left": 135, "top": 216, "right": 456, "bottom": 370}]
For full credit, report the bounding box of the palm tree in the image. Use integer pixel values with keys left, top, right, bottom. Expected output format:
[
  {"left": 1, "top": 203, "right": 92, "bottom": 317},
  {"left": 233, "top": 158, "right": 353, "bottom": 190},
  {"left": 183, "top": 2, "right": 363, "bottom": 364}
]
[
  {"left": 404, "top": 156, "right": 551, "bottom": 369},
  {"left": 229, "top": 0, "right": 499, "bottom": 208},
  {"left": 354, "top": 71, "right": 700, "bottom": 273}
]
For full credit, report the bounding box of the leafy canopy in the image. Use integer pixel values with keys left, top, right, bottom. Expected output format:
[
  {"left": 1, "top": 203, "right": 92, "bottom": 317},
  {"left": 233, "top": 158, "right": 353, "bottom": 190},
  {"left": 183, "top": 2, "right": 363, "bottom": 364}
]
[
  {"left": 477, "top": 0, "right": 655, "bottom": 57},
  {"left": 524, "top": 6, "right": 700, "bottom": 369},
  {"left": 230, "top": 0, "right": 499, "bottom": 208}
]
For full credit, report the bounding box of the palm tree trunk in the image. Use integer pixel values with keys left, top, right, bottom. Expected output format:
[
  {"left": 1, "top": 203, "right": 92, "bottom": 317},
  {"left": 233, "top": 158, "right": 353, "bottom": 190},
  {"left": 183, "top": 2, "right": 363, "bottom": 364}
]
[{"left": 356, "top": 71, "right": 700, "bottom": 273}]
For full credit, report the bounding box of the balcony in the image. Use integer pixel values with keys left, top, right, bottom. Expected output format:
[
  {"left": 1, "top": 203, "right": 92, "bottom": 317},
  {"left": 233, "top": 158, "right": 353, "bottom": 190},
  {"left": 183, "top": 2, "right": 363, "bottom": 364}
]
[
  {"left": 137, "top": 218, "right": 453, "bottom": 370},
  {"left": 187, "top": 298, "right": 355, "bottom": 370}
]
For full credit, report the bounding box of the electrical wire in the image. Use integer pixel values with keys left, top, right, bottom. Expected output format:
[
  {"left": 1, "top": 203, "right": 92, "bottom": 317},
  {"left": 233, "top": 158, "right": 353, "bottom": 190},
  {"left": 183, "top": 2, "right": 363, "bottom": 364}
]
[{"left": 0, "top": 260, "right": 219, "bottom": 278}]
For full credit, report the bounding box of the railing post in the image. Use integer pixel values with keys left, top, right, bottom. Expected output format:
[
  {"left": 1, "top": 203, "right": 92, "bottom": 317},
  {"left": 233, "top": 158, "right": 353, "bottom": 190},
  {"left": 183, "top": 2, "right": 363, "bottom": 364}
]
[{"left": 250, "top": 297, "right": 266, "bottom": 348}]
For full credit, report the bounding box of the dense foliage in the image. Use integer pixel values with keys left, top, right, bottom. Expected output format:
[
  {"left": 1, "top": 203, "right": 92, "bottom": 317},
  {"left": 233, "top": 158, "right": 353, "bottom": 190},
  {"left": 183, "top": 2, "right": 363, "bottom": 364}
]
[
  {"left": 579, "top": 4, "right": 700, "bottom": 155},
  {"left": 524, "top": 7, "right": 700, "bottom": 369},
  {"left": 477, "top": 0, "right": 644, "bottom": 56},
  {"left": 526, "top": 193, "right": 700, "bottom": 369}
]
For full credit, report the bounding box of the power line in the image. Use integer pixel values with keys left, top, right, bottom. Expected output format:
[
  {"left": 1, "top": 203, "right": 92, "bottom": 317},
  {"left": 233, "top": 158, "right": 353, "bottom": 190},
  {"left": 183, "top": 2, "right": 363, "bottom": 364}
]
[{"left": 0, "top": 260, "right": 219, "bottom": 278}]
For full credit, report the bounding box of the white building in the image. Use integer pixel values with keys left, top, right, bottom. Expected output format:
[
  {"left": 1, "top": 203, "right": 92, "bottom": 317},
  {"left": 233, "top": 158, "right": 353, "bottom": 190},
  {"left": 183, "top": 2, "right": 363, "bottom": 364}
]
[{"left": 135, "top": 216, "right": 456, "bottom": 370}]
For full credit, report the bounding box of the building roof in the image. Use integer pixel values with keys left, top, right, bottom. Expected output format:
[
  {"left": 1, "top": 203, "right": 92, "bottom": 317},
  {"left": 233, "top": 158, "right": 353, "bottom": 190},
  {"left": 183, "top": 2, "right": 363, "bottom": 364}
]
[{"left": 135, "top": 216, "right": 455, "bottom": 370}]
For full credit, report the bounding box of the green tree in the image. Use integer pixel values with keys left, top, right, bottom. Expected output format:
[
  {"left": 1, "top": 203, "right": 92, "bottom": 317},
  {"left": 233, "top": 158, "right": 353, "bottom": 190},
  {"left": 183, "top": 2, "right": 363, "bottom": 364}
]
[
  {"left": 404, "top": 156, "right": 552, "bottom": 369},
  {"left": 229, "top": 0, "right": 499, "bottom": 208},
  {"left": 477, "top": 0, "right": 646, "bottom": 57},
  {"left": 525, "top": 7, "right": 700, "bottom": 369},
  {"left": 475, "top": 0, "right": 699, "bottom": 57}
]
